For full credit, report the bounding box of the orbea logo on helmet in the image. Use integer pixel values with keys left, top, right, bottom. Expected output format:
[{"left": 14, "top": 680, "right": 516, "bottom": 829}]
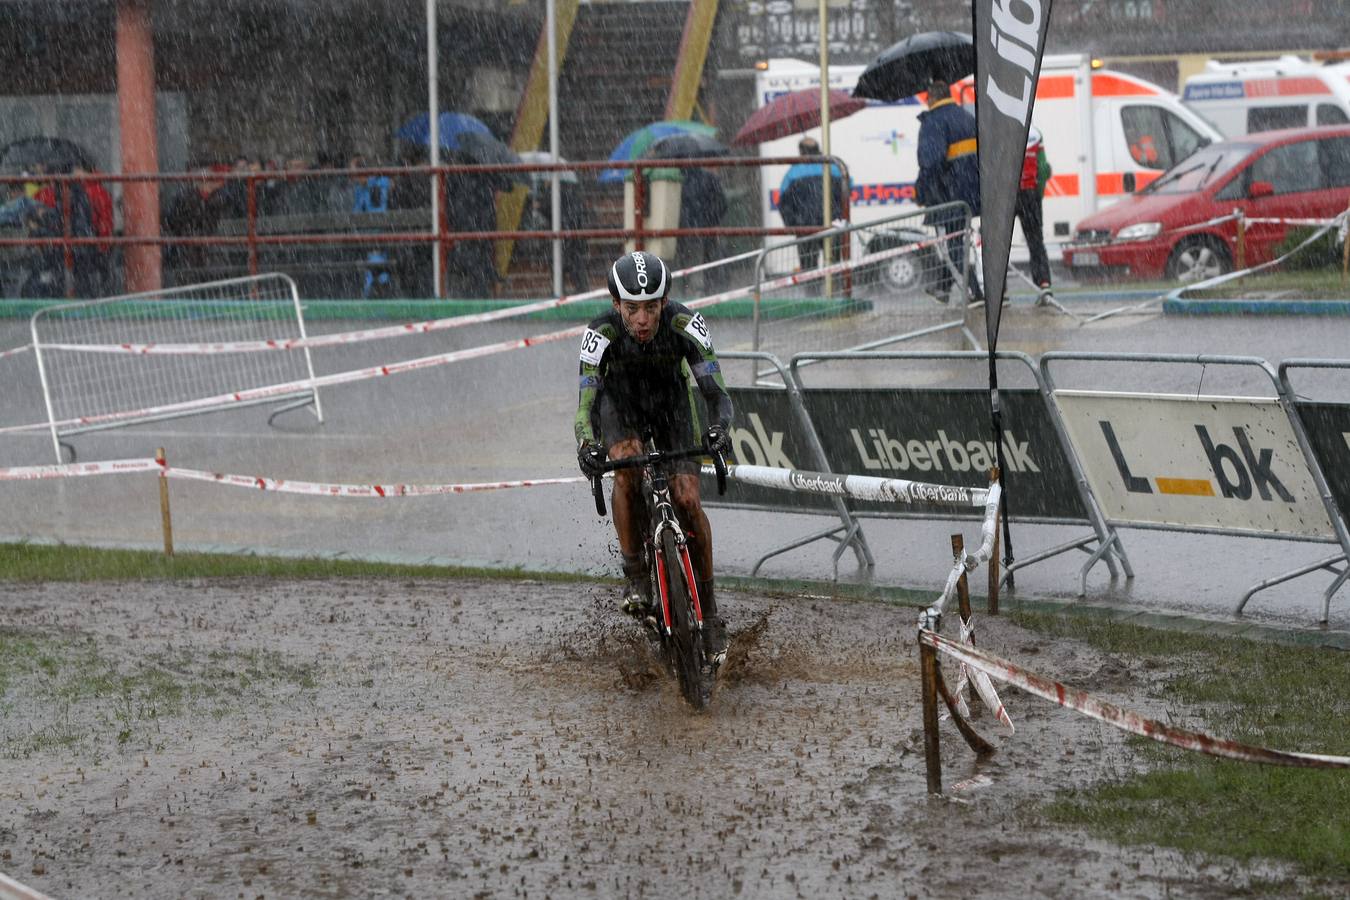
[{"left": 631, "top": 251, "right": 648, "bottom": 287}]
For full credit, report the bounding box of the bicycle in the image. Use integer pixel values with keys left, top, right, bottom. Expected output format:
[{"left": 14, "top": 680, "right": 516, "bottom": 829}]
[{"left": 590, "top": 433, "right": 728, "bottom": 710}]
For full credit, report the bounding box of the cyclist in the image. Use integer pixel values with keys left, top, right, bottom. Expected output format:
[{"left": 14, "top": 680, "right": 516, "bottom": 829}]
[{"left": 575, "top": 250, "right": 734, "bottom": 659}]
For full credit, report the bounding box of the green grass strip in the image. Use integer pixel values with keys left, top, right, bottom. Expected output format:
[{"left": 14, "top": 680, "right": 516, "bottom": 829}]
[
  {"left": 1014, "top": 611, "right": 1350, "bottom": 880},
  {"left": 0, "top": 541, "right": 592, "bottom": 584}
]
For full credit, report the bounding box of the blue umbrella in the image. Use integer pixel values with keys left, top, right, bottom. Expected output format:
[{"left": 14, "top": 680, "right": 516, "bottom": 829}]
[
  {"left": 599, "top": 120, "right": 717, "bottom": 183},
  {"left": 396, "top": 112, "right": 495, "bottom": 152}
]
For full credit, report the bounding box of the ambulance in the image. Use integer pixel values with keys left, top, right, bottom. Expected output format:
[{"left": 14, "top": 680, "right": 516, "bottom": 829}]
[
  {"left": 753, "top": 54, "right": 1222, "bottom": 272},
  {"left": 1181, "top": 57, "right": 1350, "bottom": 138}
]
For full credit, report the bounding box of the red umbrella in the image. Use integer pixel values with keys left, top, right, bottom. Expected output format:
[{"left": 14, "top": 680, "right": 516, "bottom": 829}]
[{"left": 732, "top": 88, "right": 869, "bottom": 147}]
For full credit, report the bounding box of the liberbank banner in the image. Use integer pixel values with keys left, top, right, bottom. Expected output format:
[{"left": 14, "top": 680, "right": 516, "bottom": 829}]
[
  {"left": 1055, "top": 391, "right": 1336, "bottom": 539},
  {"left": 1292, "top": 401, "right": 1350, "bottom": 524},
  {"left": 711, "top": 387, "right": 1086, "bottom": 520}
]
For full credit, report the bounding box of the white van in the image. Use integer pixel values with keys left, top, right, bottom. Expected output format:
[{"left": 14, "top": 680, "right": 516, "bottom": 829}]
[
  {"left": 754, "top": 54, "right": 1221, "bottom": 269},
  {"left": 1182, "top": 57, "right": 1350, "bottom": 138}
]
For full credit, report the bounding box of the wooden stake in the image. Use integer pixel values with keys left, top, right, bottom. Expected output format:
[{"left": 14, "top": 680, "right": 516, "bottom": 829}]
[
  {"left": 920, "top": 639, "right": 942, "bottom": 794},
  {"left": 951, "top": 533, "right": 971, "bottom": 624},
  {"left": 988, "top": 466, "right": 1001, "bottom": 615},
  {"left": 156, "top": 447, "right": 173, "bottom": 557}
]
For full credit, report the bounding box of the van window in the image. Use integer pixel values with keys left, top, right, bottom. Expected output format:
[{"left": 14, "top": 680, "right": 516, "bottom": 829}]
[
  {"left": 1121, "top": 106, "right": 1208, "bottom": 170},
  {"left": 1322, "top": 136, "right": 1350, "bottom": 188},
  {"left": 1250, "top": 140, "right": 1322, "bottom": 194},
  {"left": 1317, "top": 104, "right": 1350, "bottom": 126},
  {"left": 1247, "top": 105, "right": 1307, "bottom": 133}
]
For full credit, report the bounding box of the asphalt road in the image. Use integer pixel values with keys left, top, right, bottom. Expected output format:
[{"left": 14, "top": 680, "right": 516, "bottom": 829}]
[{"left": 3, "top": 290, "right": 1350, "bottom": 630}]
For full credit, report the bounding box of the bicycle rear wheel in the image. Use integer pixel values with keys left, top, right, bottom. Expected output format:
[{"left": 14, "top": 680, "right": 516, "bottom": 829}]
[{"left": 660, "top": 530, "right": 712, "bottom": 710}]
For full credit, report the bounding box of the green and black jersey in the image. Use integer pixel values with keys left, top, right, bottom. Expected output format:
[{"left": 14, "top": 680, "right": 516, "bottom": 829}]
[{"left": 574, "top": 301, "right": 733, "bottom": 448}]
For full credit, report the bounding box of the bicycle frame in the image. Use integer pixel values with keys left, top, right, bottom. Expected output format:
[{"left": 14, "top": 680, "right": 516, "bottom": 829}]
[
  {"left": 643, "top": 454, "right": 703, "bottom": 635},
  {"left": 589, "top": 435, "right": 727, "bottom": 641}
]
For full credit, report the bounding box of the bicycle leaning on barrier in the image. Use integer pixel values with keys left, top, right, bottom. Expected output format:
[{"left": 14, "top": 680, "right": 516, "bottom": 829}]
[{"left": 590, "top": 433, "right": 729, "bottom": 709}]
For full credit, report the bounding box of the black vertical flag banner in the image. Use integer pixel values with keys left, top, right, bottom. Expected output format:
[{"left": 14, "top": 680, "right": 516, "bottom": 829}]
[{"left": 973, "top": 0, "right": 1053, "bottom": 585}]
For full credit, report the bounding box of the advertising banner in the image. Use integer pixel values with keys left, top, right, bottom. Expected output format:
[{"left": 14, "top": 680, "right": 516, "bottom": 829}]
[
  {"left": 1292, "top": 401, "right": 1350, "bottom": 523},
  {"left": 710, "top": 386, "right": 1086, "bottom": 521},
  {"left": 974, "top": 0, "right": 1054, "bottom": 350},
  {"left": 1055, "top": 391, "right": 1335, "bottom": 539}
]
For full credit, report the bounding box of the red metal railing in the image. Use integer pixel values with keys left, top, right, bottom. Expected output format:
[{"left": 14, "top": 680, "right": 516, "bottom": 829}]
[{"left": 0, "top": 155, "right": 852, "bottom": 299}]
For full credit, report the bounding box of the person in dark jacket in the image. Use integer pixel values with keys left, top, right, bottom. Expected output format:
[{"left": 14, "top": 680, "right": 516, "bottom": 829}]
[
  {"left": 777, "top": 136, "right": 849, "bottom": 271},
  {"left": 1017, "top": 125, "right": 1054, "bottom": 301},
  {"left": 678, "top": 166, "right": 727, "bottom": 291},
  {"left": 445, "top": 170, "right": 499, "bottom": 298},
  {"left": 916, "top": 79, "right": 983, "bottom": 303}
]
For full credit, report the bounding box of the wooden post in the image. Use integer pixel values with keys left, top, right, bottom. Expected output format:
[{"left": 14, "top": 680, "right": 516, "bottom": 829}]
[
  {"left": 920, "top": 639, "right": 942, "bottom": 794},
  {"left": 1234, "top": 208, "right": 1246, "bottom": 271},
  {"left": 156, "top": 447, "right": 173, "bottom": 557},
  {"left": 951, "top": 534, "right": 971, "bottom": 624},
  {"left": 988, "top": 466, "right": 1001, "bottom": 614}
]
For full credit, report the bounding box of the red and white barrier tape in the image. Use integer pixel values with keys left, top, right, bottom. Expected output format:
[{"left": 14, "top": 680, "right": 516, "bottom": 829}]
[
  {"left": 920, "top": 628, "right": 1350, "bottom": 768},
  {"left": 163, "top": 466, "right": 586, "bottom": 497},
  {"left": 1175, "top": 209, "right": 1350, "bottom": 298},
  {"left": 0, "top": 344, "right": 31, "bottom": 361},
  {"left": 0, "top": 239, "right": 926, "bottom": 437},
  {"left": 34, "top": 247, "right": 768, "bottom": 358},
  {"left": 0, "top": 458, "right": 163, "bottom": 481},
  {"left": 0, "top": 456, "right": 585, "bottom": 495}
]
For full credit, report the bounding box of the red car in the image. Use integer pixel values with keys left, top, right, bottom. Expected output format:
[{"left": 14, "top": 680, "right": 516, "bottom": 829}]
[{"left": 1064, "top": 125, "right": 1350, "bottom": 281}]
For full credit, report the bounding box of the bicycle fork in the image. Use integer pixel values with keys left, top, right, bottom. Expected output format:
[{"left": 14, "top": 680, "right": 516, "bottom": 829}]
[{"left": 651, "top": 520, "right": 704, "bottom": 636}]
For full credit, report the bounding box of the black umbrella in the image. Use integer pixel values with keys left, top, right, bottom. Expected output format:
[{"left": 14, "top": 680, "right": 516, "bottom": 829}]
[
  {"left": 642, "top": 132, "right": 729, "bottom": 160},
  {"left": 853, "top": 31, "right": 975, "bottom": 102},
  {"left": 0, "top": 136, "right": 96, "bottom": 174}
]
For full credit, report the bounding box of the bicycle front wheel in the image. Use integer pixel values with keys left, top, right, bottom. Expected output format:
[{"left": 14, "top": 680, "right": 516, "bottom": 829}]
[{"left": 660, "top": 530, "right": 712, "bottom": 710}]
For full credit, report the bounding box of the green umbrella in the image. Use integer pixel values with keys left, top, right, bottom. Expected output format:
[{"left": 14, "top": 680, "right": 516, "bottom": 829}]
[{"left": 601, "top": 120, "right": 717, "bottom": 183}]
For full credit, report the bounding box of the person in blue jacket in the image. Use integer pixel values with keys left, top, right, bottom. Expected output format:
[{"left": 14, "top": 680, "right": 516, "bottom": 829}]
[
  {"left": 778, "top": 137, "right": 849, "bottom": 271},
  {"left": 916, "top": 79, "right": 983, "bottom": 303}
]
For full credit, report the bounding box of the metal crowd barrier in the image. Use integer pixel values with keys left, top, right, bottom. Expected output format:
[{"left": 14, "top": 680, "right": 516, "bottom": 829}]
[
  {"left": 1041, "top": 351, "right": 1350, "bottom": 623},
  {"left": 788, "top": 350, "right": 1131, "bottom": 594},
  {"left": 712, "top": 350, "right": 873, "bottom": 576},
  {"left": 749, "top": 203, "right": 979, "bottom": 383}
]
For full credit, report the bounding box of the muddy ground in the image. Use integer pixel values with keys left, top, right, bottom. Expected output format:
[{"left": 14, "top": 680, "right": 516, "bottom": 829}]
[{"left": 0, "top": 578, "right": 1327, "bottom": 899}]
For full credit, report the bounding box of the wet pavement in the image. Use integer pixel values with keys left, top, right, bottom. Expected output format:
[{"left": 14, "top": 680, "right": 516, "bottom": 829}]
[{"left": 3, "top": 295, "right": 1350, "bottom": 632}]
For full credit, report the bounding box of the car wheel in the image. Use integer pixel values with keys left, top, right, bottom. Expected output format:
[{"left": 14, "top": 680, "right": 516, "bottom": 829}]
[
  {"left": 1166, "top": 238, "right": 1232, "bottom": 283},
  {"left": 864, "top": 236, "right": 927, "bottom": 291}
]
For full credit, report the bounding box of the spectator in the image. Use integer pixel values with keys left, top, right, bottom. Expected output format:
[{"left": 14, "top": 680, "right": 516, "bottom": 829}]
[
  {"left": 0, "top": 175, "right": 63, "bottom": 297},
  {"left": 916, "top": 78, "right": 983, "bottom": 303},
  {"left": 529, "top": 177, "right": 590, "bottom": 295},
  {"left": 678, "top": 165, "right": 727, "bottom": 291},
  {"left": 1017, "top": 125, "right": 1054, "bottom": 301},
  {"left": 777, "top": 136, "right": 848, "bottom": 271},
  {"left": 349, "top": 154, "right": 391, "bottom": 214},
  {"left": 214, "top": 155, "right": 263, "bottom": 220},
  {"left": 34, "top": 165, "right": 101, "bottom": 298},
  {"left": 75, "top": 162, "right": 114, "bottom": 293},
  {"left": 445, "top": 169, "right": 498, "bottom": 298},
  {"left": 162, "top": 164, "right": 228, "bottom": 274}
]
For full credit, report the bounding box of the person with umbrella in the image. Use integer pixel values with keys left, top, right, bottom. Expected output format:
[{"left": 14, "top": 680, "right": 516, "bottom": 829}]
[
  {"left": 777, "top": 136, "right": 849, "bottom": 272},
  {"left": 916, "top": 78, "right": 983, "bottom": 303}
]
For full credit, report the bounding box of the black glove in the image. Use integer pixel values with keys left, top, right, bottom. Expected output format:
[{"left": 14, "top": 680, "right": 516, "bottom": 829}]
[
  {"left": 577, "top": 442, "right": 606, "bottom": 478},
  {"left": 703, "top": 424, "right": 731, "bottom": 457}
]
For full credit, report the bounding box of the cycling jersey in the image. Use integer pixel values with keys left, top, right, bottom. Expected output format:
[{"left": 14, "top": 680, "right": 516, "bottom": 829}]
[{"left": 574, "top": 300, "right": 733, "bottom": 451}]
